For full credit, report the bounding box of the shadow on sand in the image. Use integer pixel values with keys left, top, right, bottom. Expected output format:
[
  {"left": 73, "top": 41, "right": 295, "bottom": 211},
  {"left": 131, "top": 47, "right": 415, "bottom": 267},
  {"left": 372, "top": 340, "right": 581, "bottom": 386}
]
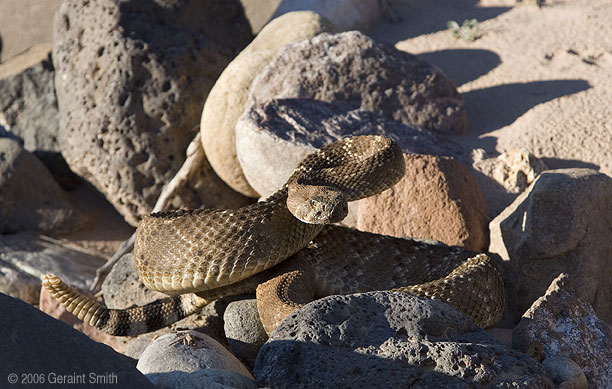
[{"left": 463, "top": 79, "right": 591, "bottom": 136}]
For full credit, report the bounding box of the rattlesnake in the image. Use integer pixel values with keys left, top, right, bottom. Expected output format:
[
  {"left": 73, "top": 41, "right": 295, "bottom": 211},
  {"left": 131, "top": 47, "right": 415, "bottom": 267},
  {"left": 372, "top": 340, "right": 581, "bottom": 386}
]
[{"left": 42, "top": 135, "right": 504, "bottom": 335}]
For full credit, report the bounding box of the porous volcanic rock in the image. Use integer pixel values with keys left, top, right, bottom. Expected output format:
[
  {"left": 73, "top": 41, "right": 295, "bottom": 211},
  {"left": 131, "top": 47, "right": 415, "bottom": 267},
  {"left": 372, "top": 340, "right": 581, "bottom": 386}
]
[
  {"left": 53, "top": 0, "right": 252, "bottom": 225},
  {"left": 255, "top": 291, "right": 552, "bottom": 387},
  {"left": 247, "top": 31, "right": 468, "bottom": 136}
]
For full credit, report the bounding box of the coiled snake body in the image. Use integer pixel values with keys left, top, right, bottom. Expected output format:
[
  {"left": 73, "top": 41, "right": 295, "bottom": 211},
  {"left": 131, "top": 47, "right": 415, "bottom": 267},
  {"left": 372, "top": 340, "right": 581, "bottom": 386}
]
[{"left": 43, "top": 135, "right": 504, "bottom": 336}]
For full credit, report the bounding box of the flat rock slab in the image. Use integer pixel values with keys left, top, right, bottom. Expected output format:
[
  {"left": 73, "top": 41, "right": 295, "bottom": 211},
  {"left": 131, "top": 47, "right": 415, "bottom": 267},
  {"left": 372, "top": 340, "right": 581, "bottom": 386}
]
[
  {"left": 255, "top": 291, "right": 552, "bottom": 388},
  {"left": 247, "top": 31, "right": 468, "bottom": 136},
  {"left": 0, "top": 233, "right": 105, "bottom": 302},
  {"left": 237, "top": 98, "right": 468, "bottom": 198},
  {"left": 53, "top": 0, "right": 252, "bottom": 225},
  {"left": 0, "top": 292, "right": 153, "bottom": 387}
]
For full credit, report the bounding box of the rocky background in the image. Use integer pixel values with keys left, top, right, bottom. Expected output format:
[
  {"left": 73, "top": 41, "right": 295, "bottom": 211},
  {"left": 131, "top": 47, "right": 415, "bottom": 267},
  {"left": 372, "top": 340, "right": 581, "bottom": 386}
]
[{"left": 1, "top": 0, "right": 611, "bottom": 388}]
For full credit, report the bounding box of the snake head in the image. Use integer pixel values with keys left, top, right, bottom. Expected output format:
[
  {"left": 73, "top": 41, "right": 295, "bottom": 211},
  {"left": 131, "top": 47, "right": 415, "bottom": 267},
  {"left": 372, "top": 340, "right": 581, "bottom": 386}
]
[{"left": 287, "top": 184, "right": 348, "bottom": 224}]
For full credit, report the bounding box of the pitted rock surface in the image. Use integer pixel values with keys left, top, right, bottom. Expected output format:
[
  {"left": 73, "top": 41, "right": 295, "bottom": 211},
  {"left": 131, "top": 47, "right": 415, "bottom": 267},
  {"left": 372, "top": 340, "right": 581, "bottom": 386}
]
[
  {"left": 0, "top": 139, "right": 87, "bottom": 234},
  {"left": 512, "top": 273, "right": 612, "bottom": 388},
  {"left": 53, "top": 0, "right": 252, "bottom": 225},
  {"left": 247, "top": 31, "right": 468, "bottom": 136},
  {"left": 236, "top": 98, "right": 470, "bottom": 198},
  {"left": 255, "top": 291, "right": 552, "bottom": 388},
  {"left": 489, "top": 168, "right": 612, "bottom": 325},
  {"left": 201, "top": 11, "right": 334, "bottom": 197},
  {"left": 357, "top": 154, "right": 489, "bottom": 252}
]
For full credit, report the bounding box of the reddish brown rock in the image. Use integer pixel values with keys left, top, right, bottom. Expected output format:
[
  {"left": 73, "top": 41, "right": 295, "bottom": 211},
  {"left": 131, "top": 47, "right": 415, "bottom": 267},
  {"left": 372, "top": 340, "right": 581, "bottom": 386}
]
[{"left": 357, "top": 154, "right": 489, "bottom": 252}]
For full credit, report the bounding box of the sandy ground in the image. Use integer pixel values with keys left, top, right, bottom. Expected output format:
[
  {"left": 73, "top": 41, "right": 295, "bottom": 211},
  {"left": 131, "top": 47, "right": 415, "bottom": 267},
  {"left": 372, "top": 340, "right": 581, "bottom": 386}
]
[{"left": 369, "top": 0, "right": 612, "bottom": 176}]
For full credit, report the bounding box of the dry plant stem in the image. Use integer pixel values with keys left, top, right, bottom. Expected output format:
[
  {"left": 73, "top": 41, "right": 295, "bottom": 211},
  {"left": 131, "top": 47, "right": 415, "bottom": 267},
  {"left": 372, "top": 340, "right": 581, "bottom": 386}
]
[{"left": 90, "top": 130, "right": 204, "bottom": 292}]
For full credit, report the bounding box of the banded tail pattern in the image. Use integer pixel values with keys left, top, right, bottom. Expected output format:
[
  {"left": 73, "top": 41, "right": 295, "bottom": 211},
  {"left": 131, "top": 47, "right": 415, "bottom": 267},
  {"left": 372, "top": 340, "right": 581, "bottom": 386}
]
[{"left": 42, "top": 274, "right": 204, "bottom": 336}]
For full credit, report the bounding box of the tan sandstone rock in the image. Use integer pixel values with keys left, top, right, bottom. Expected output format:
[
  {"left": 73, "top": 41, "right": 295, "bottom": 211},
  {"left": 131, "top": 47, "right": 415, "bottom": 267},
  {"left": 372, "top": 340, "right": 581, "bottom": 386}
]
[
  {"left": 490, "top": 168, "right": 612, "bottom": 325},
  {"left": 200, "top": 11, "right": 334, "bottom": 197},
  {"left": 357, "top": 154, "right": 489, "bottom": 252}
]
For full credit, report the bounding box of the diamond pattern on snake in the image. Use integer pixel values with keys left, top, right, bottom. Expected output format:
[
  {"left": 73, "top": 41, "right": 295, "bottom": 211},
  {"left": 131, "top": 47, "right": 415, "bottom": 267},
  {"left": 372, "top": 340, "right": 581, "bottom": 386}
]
[{"left": 42, "top": 135, "right": 504, "bottom": 336}]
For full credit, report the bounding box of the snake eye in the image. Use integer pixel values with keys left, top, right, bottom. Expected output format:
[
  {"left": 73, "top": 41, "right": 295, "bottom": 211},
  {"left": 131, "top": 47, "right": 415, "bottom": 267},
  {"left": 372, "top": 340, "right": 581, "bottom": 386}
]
[{"left": 310, "top": 199, "right": 316, "bottom": 206}]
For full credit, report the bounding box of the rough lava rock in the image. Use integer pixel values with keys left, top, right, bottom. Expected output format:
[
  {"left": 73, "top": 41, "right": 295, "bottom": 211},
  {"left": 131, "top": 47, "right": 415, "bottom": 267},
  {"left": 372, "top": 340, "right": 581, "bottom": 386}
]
[
  {"left": 236, "top": 98, "right": 470, "bottom": 199},
  {"left": 201, "top": 11, "right": 334, "bottom": 197},
  {"left": 0, "top": 292, "right": 153, "bottom": 387},
  {"left": 512, "top": 273, "right": 612, "bottom": 388},
  {"left": 255, "top": 291, "right": 552, "bottom": 388},
  {"left": 137, "top": 330, "right": 254, "bottom": 386},
  {"left": 357, "top": 154, "right": 489, "bottom": 252},
  {"left": 0, "top": 43, "right": 59, "bottom": 152},
  {"left": 0, "top": 138, "right": 87, "bottom": 234},
  {"left": 53, "top": 0, "right": 252, "bottom": 226},
  {"left": 247, "top": 31, "right": 468, "bottom": 136},
  {"left": 489, "top": 168, "right": 612, "bottom": 325}
]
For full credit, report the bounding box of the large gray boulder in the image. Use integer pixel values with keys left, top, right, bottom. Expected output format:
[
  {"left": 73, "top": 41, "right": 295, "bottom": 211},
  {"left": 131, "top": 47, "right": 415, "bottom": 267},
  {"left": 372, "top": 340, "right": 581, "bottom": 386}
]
[
  {"left": 0, "top": 138, "right": 87, "bottom": 234},
  {"left": 200, "top": 11, "right": 334, "bottom": 197},
  {"left": 53, "top": 0, "right": 252, "bottom": 226},
  {"left": 489, "top": 168, "right": 612, "bottom": 325},
  {"left": 255, "top": 291, "right": 552, "bottom": 387},
  {"left": 247, "top": 31, "right": 468, "bottom": 137},
  {"left": 0, "top": 292, "right": 153, "bottom": 387}
]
